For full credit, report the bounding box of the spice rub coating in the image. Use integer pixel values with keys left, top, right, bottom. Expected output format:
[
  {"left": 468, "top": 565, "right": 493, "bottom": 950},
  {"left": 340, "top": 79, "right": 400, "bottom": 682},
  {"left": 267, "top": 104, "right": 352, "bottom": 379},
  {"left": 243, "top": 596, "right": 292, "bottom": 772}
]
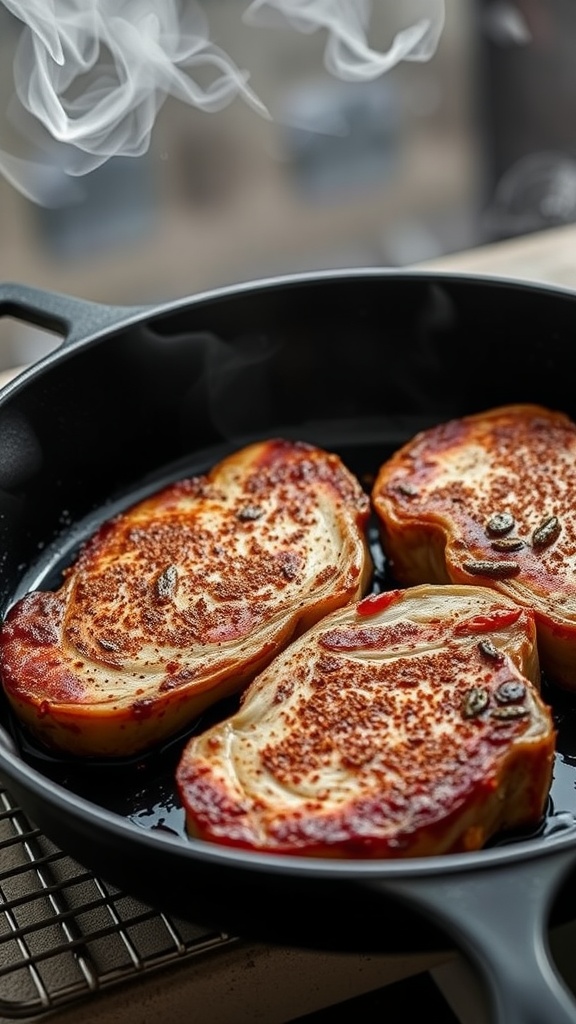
[
  {"left": 176, "top": 584, "right": 554, "bottom": 858},
  {"left": 0, "top": 439, "right": 371, "bottom": 757},
  {"left": 372, "top": 404, "right": 576, "bottom": 688}
]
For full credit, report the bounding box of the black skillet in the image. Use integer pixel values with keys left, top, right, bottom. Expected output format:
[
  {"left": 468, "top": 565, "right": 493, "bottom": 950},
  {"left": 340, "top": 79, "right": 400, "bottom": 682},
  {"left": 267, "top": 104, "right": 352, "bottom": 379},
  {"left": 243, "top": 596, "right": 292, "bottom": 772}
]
[{"left": 1, "top": 270, "right": 576, "bottom": 1023}]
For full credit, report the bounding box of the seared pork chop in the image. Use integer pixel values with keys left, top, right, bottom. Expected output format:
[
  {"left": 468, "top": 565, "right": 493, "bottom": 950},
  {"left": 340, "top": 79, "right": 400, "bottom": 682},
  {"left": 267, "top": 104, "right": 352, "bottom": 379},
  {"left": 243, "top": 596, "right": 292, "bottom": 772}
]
[
  {"left": 372, "top": 404, "right": 576, "bottom": 688},
  {"left": 0, "top": 439, "right": 371, "bottom": 757},
  {"left": 176, "top": 584, "right": 554, "bottom": 858}
]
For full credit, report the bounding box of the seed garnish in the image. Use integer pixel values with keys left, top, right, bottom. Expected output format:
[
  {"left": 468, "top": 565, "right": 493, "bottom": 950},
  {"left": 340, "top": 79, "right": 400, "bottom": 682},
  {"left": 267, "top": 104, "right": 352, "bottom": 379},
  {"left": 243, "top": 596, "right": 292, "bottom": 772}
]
[
  {"left": 486, "top": 513, "right": 515, "bottom": 536},
  {"left": 237, "top": 505, "right": 264, "bottom": 521},
  {"left": 155, "top": 564, "right": 178, "bottom": 601},
  {"left": 490, "top": 537, "right": 524, "bottom": 552},
  {"left": 478, "top": 639, "right": 504, "bottom": 662},
  {"left": 491, "top": 705, "right": 529, "bottom": 720},
  {"left": 532, "top": 515, "right": 561, "bottom": 548},
  {"left": 98, "top": 637, "right": 120, "bottom": 652},
  {"left": 396, "top": 481, "right": 419, "bottom": 497},
  {"left": 462, "top": 687, "right": 490, "bottom": 719},
  {"left": 495, "top": 680, "right": 526, "bottom": 704},
  {"left": 463, "top": 559, "right": 520, "bottom": 578}
]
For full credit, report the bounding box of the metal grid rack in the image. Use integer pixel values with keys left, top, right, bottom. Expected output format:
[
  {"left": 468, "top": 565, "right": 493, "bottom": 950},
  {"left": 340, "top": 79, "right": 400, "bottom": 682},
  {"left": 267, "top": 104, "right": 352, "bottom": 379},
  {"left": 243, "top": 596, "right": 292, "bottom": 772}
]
[{"left": 0, "top": 782, "right": 238, "bottom": 1020}]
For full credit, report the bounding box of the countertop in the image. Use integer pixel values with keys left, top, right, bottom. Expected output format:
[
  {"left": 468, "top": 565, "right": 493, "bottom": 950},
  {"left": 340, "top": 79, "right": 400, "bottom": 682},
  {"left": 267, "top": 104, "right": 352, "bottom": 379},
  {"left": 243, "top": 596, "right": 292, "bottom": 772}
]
[{"left": 420, "top": 221, "right": 576, "bottom": 288}]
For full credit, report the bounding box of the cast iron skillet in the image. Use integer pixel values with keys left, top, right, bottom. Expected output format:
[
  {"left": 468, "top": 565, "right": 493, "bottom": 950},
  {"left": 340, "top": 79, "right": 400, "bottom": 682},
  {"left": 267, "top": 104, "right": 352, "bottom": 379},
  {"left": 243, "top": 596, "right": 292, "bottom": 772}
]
[{"left": 1, "top": 270, "right": 576, "bottom": 1023}]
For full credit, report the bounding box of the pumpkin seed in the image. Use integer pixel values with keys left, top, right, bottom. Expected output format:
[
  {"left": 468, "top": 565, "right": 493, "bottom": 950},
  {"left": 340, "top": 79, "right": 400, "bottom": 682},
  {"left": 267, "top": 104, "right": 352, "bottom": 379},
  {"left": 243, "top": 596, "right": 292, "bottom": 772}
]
[
  {"left": 491, "top": 705, "right": 529, "bottom": 720},
  {"left": 237, "top": 505, "right": 264, "bottom": 521},
  {"left": 532, "top": 515, "right": 561, "bottom": 548},
  {"left": 396, "top": 481, "right": 419, "bottom": 497},
  {"left": 495, "top": 680, "right": 526, "bottom": 704},
  {"left": 463, "top": 559, "right": 520, "bottom": 578},
  {"left": 155, "top": 564, "right": 178, "bottom": 600},
  {"left": 98, "top": 637, "right": 120, "bottom": 652},
  {"left": 486, "top": 513, "right": 515, "bottom": 536},
  {"left": 462, "top": 687, "right": 490, "bottom": 719},
  {"left": 490, "top": 537, "right": 524, "bottom": 552},
  {"left": 478, "top": 639, "right": 504, "bottom": 662}
]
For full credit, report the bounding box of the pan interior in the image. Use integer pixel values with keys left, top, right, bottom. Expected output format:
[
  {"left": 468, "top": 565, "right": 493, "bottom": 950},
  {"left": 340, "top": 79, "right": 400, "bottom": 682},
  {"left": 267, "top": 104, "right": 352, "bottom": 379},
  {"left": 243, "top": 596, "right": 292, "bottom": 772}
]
[{"left": 3, "top": 428, "right": 576, "bottom": 858}]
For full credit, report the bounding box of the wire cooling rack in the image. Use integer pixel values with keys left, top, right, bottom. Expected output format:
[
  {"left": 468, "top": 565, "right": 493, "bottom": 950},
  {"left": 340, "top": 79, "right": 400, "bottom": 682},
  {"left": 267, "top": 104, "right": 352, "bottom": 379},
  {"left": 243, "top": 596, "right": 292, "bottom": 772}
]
[{"left": 0, "top": 782, "right": 237, "bottom": 1020}]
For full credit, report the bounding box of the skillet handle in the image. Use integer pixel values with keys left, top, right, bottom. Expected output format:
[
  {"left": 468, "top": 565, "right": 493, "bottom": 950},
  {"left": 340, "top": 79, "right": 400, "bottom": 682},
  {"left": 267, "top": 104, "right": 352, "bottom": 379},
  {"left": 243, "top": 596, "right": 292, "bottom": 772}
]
[
  {"left": 0, "top": 281, "right": 149, "bottom": 347},
  {"left": 367, "top": 849, "right": 576, "bottom": 1024}
]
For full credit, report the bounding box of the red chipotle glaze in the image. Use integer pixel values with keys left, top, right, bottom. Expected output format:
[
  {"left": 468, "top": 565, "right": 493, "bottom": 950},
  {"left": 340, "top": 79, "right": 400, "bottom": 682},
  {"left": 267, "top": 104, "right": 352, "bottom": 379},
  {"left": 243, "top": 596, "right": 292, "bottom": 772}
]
[
  {"left": 0, "top": 439, "right": 371, "bottom": 757},
  {"left": 371, "top": 404, "right": 576, "bottom": 689},
  {"left": 176, "top": 583, "right": 555, "bottom": 858}
]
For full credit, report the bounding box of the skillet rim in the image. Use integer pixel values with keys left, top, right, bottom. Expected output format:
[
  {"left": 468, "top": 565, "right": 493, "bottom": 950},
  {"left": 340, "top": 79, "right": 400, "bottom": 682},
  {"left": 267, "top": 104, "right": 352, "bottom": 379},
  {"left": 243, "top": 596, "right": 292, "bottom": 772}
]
[{"left": 4, "top": 263, "right": 576, "bottom": 361}]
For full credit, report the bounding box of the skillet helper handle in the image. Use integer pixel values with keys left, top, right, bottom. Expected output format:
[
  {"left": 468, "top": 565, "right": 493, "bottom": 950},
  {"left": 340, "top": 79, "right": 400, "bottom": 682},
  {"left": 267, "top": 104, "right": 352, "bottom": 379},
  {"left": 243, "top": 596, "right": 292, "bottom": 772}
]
[
  {"left": 369, "top": 850, "right": 576, "bottom": 1024},
  {"left": 0, "top": 281, "right": 149, "bottom": 347}
]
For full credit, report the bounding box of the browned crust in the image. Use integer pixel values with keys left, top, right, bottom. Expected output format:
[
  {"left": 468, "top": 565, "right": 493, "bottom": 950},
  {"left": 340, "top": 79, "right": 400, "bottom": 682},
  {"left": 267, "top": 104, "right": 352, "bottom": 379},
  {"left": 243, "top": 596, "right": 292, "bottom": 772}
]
[
  {"left": 176, "top": 584, "right": 555, "bottom": 858},
  {"left": 0, "top": 439, "right": 371, "bottom": 757},
  {"left": 372, "top": 404, "right": 576, "bottom": 688}
]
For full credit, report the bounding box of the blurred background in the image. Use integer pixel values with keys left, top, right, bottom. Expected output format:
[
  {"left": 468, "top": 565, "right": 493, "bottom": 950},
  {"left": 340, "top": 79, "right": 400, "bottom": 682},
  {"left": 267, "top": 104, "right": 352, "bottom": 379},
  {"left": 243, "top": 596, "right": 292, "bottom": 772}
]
[{"left": 1, "top": 0, "right": 576, "bottom": 369}]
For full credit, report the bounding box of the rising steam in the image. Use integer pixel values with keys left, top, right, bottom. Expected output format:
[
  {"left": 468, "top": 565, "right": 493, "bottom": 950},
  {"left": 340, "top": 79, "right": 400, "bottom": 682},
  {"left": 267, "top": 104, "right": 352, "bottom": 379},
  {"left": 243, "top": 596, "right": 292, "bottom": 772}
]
[
  {"left": 0, "top": 0, "right": 445, "bottom": 206},
  {"left": 244, "top": 0, "right": 445, "bottom": 81}
]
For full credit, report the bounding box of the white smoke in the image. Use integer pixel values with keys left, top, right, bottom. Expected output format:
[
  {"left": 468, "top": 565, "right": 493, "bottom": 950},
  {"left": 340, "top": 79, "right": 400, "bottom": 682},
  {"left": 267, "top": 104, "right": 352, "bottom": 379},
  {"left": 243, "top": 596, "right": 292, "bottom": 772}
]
[
  {"left": 0, "top": 0, "right": 446, "bottom": 206},
  {"left": 244, "top": 0, "right": 445, "bottom": 81}
]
